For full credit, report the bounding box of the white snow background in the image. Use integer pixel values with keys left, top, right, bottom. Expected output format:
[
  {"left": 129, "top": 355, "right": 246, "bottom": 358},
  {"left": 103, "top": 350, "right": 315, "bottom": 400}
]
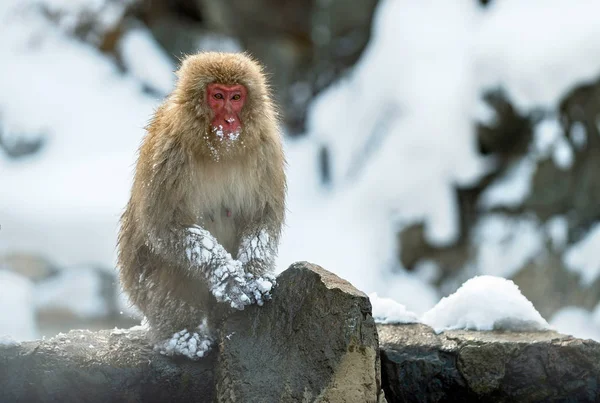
[{"left": 2, "top": 0, "right": 600, "bottom": 340}]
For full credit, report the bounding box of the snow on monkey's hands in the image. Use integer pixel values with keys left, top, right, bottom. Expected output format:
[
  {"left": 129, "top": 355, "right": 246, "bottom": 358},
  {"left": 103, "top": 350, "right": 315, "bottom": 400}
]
[
  {"left": 210, "top": 259, "right": 254, "bottom": 310},
  {"left": 242, "top": 271, "right": 276, "bottom": 306}
]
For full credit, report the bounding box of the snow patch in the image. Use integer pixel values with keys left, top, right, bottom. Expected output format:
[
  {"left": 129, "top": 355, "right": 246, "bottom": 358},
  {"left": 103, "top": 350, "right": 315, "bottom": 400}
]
[
  {"left": 0, "top": 270, "right": 37, "bottom": 341},
  {"left": 476, "top": 0, "right": 600, "bottom": 110},
  {"left": 0, "top": 335, "right": 20, "bottom": 346},
  {"left": 36, "top": 267, "right": 109, "bottom": 318},
  {"left": 564, "top": 223, "right": 600, "bottom": 285},
  {"left": 422, "top": 275, "right": 549, "bottom": 332},
  {"left": 0, "top": 0, "right": 159, "bottom": 268},
  {"left": 155, "top": 321, "right": 214, "bottom": 360},
  {"left": 479, "top": 158, "right": 536, "bottom": 209},
  {"left": 369, "top": 293, "right": 419, "bottom": 324},
  {"left": 119, "top": 28, "right": 175, "bottom": 95},
  {"left": 473, "top": 214, "right": 544, "bottom": 278},
  {"left": 545, "top": 216, "right": 568, "bottom": 251},
  {"left": 551, "top": 306, "right": 600, "bottom": 341}
]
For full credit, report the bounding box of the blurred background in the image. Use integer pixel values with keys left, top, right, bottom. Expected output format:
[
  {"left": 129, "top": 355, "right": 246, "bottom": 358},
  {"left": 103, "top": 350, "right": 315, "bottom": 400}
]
[{"left": 2, "top": 0, "right": 600, "bottom": 342}]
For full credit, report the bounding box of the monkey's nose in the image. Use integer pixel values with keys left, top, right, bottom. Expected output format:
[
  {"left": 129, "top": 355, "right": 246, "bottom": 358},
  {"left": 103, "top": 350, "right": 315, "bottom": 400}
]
[{"left": 225, "top": 117, "right": 236, "bottom": 125}]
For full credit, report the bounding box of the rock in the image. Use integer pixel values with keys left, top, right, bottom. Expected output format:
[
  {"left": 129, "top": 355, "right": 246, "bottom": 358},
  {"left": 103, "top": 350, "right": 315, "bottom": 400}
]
[
  {"left": 0, "top": 262, "right": 385, "bottom": 402},
  {"left": 3, "top": 267, "right": 600, "bottom": 402},
  {"left": 0, "top": 328, "right": 216, "bottom": 403},
  {"left": 216, "top": 262, "right": 384, "bottom": 402},
  {"left": 396, "top": 79, "right": 600, "bottom": 321},
  {"left": 379, "top": 323, "right": 600, "bottom": 403},
  {"left": 512, "top": 252, "right": 600, "bottom": 320}
]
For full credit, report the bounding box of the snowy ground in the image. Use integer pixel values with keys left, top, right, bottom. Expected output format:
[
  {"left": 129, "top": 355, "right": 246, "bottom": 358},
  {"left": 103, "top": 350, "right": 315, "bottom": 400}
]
[{"left": 2, "top": 0, "right": 600, "bottom": 341}]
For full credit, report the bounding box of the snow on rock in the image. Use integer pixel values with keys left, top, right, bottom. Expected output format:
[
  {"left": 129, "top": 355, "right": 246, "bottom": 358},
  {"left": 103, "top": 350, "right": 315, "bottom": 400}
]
[
  {"left": 154, "top": 321, "right": 214, "bottom": 360},
  {"left": 472, "top": 214, "right": 545, "bottom": 278},
  {"left": 532, "top": 118, "right": 563, "bottom": 159},
  {"left": 422, "top": 275, "right": 549, "bottom": 333},
  {"left": 369, "top": 293, "right": 419, "bottom": 324},
  {"left": 306, "top": 0, "right": 486, "bottom": 248},
  {"left": 571, "top": 122, "right": 588, "bottom": 150},
  {"left": 287, "top": 0, "right": 600, "bottom": 304},
  {"left": 0, "top": 270, "right": 37, "bottom": 341},
  {"left": 530, "top": 116, "right": 575, "bottom": 171},
  {"left": 550, "top": 306, "right": 600, "bottom": 342},
  {"left": 36, "top": 267, "right": 109, "bottom": 318},
  {"left": 564, "top": 223, "right": 600, "bottom": 285},
  {"left": 545, "top": 215, "right": 569, "bottom": 251},
  {"left": 119, "top": 28, "right": 175, "bottom": 95},
  {"left": 479, "top": 157, "right": 536, "bottom": 209},
  {"left": 0, "top": 0, "right": 161, "bottom": 268},
  {"left": 0, "top": 335, "right": 20, "bottom": 346},
  {"left": 35, "top": 0, "right": 134, "bottom": 39},
  {"left": 476, "top": 0, "right": 600, "bottom": 111},
  {"left": 551, "top": 136, "right": 574, "bottom": 170},
  {"left": 384, "top": 272, "right": 440, "bottom": 316}
]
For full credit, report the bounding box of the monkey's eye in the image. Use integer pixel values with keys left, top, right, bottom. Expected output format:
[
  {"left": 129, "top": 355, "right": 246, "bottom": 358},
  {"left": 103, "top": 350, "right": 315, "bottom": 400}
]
[
  {"left": 231, "top": 94, "right": 241, "bottom": 101},
  {"left": 213, "top": 93, "right": 224, "bottom": 100}
]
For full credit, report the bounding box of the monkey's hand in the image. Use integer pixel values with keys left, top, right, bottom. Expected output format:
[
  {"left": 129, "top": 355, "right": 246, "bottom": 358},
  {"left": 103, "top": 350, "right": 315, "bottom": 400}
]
[
  {"left": 185, "top": 226, "right": 253, "bottom": 310},
  {"left": 242, "top": 271, "right": 276, "bottom": 306},
  {"left": 211, "top": 260, "right": 256, "bottom": 310}
]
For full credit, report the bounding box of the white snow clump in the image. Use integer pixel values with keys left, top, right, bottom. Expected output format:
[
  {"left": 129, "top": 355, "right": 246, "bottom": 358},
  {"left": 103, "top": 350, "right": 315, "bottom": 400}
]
[
  {"left": 369, "top": 293, "right": 419, "bottom": 324},
  {"left": 421, "top": 275, "right": 549, "bottom": 333}
]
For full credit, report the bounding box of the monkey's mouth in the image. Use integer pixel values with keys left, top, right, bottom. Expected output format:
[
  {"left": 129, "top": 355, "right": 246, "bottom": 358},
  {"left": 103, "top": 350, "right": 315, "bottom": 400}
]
[{"left": 212, "top": 125, "right": 241, "bottom": 141}]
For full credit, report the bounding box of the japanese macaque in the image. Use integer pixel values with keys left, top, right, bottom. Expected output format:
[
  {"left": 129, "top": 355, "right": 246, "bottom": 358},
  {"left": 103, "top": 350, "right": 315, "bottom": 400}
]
[{"left": 118, "top": 52, "right": 286, "bottom": 359}]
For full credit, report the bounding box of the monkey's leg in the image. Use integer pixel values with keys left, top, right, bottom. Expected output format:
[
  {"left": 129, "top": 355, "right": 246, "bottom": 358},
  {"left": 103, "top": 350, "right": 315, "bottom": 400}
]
[
  {"left": 237, "top": 229, "right": 277, "bottom": 305},
  {"left": 154, "top": 319, "right": 214, "bottom": 360}
]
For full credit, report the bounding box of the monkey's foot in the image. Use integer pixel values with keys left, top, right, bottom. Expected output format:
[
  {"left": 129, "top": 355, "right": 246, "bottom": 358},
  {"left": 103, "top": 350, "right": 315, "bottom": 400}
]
[
  {"left": 243, "top": 272, "right": 276, "bottom": 306},
  {"left": 211, "top": 262, "right": 253, "bottom": 310},
  {"left": 154, "top": 326, "right": 214, "bottom": 360}
]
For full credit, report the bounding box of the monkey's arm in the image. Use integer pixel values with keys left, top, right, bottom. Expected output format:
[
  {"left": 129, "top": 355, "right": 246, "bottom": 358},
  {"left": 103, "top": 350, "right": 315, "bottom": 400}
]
[
  {"left": 236, "top": 227, "right": 278, "bottom": 305},
  {"left": 237, "top": 150, "right": 286, "bottom": 299},
  {"left": 238, "top": 228, "right": 276, "bottom": 274},
  {"left": 182, "top": 226, "right": 253, "bottom": 308},
  {"left": 147, "top": 225, "right": 253, "bottom": 310},
  {"left": 236, "top": 195, "right": 285, "bottom": 304}
]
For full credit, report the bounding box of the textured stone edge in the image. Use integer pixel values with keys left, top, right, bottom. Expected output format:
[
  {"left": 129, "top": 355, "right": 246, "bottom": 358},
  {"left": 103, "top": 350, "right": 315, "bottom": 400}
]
[{"left": 378, "top": 323, "right": 600, "bottom": 402}]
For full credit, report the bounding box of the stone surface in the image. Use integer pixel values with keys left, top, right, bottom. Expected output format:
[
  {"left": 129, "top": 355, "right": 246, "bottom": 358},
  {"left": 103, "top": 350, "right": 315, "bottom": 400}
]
[
  {"left": 0, "top": 328, "right": 216, "bottom": 403},
  {"left": 216, "top": 262, "right": 384, "bottom": 402},
  {"left": 0, "top": 262, "right": 384, "bottom": 402},
  {"left": 6, "top": 264, "right": 599, "bottom": 402},
  {"left": 379, "top": 323, "right": 600, "bottom": 403}
]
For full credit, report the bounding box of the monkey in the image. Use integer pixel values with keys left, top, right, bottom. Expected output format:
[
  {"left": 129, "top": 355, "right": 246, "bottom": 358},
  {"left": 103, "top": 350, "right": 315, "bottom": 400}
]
[{"left": 117, "top": 52, "right": 286, "bottom": 359}]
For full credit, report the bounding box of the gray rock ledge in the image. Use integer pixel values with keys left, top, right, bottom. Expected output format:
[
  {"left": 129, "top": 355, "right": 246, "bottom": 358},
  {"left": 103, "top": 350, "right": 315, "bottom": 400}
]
[
  {"left": 2, "top": 262, "right": 599, "bottom": 403},
  {"left": 0, "top": 262, "right": 384, "bottom": 403},
  {"left": 379, "top": 323, "right": 600, "bottom": 403}
]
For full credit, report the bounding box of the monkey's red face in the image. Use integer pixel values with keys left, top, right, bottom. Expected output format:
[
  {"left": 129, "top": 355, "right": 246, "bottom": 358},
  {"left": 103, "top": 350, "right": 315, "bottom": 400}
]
[{"left": 206, "top": 83, "right": 247, "bottom": 139}]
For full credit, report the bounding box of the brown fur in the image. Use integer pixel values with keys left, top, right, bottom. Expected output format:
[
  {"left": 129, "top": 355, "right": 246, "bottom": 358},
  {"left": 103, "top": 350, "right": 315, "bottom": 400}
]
[{"left": 117, "top": 52, "right": 286, "bottom": 341}]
